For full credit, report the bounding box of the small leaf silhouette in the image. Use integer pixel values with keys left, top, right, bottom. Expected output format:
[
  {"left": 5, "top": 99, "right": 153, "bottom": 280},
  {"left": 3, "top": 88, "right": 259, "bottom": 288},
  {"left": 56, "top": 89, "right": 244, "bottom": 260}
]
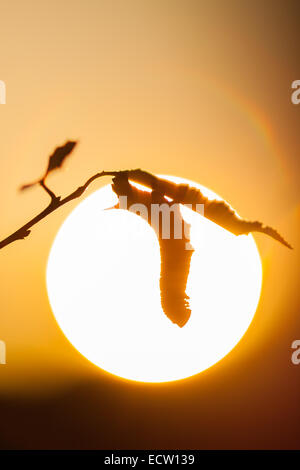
[
  {"left": 20, "top": 182, "right": 37, "bottom": 191},
  {"left": 20, "top": 140, "right": 77, "bottom": 191},
  {"left": 46, "top": 141, "right": 77, "bottom": 176}
]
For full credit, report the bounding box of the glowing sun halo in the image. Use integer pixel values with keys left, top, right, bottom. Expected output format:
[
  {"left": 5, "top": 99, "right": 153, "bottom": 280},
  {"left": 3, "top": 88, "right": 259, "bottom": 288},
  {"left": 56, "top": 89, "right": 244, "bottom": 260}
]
[{"left": 46, "top": 176, "right": 262, "bottom": 383}]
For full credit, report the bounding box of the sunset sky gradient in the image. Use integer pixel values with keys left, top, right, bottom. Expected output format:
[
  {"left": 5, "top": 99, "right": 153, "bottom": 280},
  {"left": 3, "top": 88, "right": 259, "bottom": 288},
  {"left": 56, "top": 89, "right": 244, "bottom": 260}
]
[{"left": 0, "top": 0, "right": 299, "bottom": 449}]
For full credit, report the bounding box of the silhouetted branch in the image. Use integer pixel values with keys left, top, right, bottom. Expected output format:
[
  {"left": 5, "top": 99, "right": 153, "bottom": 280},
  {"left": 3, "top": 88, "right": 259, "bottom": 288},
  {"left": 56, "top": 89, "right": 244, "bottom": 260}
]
[
  {"left": 0, "top": 170, "right": 119, "bottom": 250},
  {"left": 39, "top": 180, "right": 58, "bottom": 201},
  {"left": 0, "top": 140, "right": 292, "bottom": 251}
]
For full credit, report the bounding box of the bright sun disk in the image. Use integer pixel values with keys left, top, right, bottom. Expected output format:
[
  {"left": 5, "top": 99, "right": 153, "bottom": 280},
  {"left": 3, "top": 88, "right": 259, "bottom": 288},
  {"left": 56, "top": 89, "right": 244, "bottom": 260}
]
[{"left": 46, "top": 176, "right": 262, "bottom": 383}]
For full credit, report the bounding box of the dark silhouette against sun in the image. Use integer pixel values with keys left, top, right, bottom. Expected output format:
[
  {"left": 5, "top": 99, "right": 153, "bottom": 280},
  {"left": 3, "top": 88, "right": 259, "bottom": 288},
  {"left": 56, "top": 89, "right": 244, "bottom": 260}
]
[
  {"left": 109, "top": 170, "right": 291, "bottom": 327},
  {"left": 0, "top": 141, "right": 292, "bottom": 327}
]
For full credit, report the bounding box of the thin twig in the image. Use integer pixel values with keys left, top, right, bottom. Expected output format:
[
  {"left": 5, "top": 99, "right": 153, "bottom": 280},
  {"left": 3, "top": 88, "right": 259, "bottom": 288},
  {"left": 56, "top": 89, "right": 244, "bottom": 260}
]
[
  {"left": 0, "top": 170, "right": 121, "bottom": 251},
  {"left": 39, "top": 180, "right": 58, "bottom": 201}
]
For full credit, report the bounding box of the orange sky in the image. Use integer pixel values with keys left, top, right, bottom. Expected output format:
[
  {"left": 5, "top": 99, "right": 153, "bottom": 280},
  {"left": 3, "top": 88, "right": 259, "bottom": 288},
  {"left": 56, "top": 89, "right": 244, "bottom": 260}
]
[{"left": 0, "top": 0, "right": 299, "bottom": 449}]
